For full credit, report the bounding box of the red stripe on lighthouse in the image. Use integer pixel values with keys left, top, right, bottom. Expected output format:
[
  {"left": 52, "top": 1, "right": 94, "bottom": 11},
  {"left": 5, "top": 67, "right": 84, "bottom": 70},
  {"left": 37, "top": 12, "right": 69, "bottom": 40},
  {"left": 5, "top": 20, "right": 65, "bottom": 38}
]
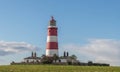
[
  {"left": 48, "top": 28, "right": 57, "bottom": 36},
  {"left": 46, "top": 42, "right": 58, "bottom": 49}
]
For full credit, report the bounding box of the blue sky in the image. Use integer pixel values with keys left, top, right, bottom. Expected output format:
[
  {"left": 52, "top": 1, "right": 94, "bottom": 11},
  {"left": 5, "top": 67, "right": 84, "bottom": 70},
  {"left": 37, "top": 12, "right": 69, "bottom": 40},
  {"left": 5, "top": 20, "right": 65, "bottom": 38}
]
[{"left": 0, "top": 0, "right": 120, "bottom": 66}]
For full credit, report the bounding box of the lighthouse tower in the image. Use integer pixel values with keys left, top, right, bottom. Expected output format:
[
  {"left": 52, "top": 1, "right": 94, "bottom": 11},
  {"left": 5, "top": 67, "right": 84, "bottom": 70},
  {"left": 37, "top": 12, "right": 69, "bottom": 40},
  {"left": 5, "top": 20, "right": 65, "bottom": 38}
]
[{"left": 46, "top": 16, "right": 58, "bottom": 57}]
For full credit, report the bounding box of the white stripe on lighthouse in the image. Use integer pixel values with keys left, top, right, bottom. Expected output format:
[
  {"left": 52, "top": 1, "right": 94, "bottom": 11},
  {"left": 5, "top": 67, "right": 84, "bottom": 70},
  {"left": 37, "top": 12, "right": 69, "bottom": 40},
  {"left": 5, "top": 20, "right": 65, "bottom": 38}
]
[
  {"left": 48, "top": 26, "right": 57, "bottom": 28},
  {"left": 47, "top": 36, "right": 58, "bottom": 42},
  {"left": 46, "top": 49, "right": 58, "bottom": 56}
]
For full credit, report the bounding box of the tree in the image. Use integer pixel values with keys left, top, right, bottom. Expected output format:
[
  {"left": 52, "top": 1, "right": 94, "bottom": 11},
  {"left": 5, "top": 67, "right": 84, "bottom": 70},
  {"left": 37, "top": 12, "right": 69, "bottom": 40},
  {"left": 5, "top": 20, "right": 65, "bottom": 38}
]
[
  {"left": 53, "top": 54, "right": 59, "bottom": 63},
  {"left": 41, "top": 54, "right": 53, "bottom": 64},
  {"left": 70, "top": 55, "right": 77, "bottom": 60},
  {"left": 88, "top": 61, "right": 93, "bottom": 66}
]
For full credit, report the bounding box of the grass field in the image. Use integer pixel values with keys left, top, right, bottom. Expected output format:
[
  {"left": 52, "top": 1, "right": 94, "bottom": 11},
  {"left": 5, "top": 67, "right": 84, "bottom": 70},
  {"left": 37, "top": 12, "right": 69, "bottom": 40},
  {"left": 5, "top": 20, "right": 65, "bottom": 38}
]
[{"left": 0, "top": 65, "right": 119, "bottom": 72}]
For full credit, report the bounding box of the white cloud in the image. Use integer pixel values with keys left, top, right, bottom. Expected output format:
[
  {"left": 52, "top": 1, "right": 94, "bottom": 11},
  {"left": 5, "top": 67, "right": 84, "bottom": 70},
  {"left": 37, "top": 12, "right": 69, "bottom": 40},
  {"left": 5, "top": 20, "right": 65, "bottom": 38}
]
[
  {"left": 0, "top": 41, "right": 38, "bottom": 56},
  {"left": 61, "top": 39, "right": 120, "bottom": 66}
]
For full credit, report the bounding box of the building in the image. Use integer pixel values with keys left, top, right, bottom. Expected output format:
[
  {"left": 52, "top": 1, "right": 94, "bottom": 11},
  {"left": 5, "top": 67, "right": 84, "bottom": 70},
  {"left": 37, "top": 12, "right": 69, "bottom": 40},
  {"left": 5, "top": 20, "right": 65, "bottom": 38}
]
[
  {"left": 46, "top": 16, "right": 58, "bottom": 57},
  {"left": 23, "top": 52, "right": 41, "bottom": 63},
  {"left": 11, "top": 52, "right": 41, "bottom": 65}
]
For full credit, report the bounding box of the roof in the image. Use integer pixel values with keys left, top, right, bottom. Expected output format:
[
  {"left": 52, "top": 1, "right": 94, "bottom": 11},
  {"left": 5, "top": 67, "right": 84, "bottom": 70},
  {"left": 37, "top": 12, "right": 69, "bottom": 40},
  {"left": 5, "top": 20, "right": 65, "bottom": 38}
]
[
  {"left": 24, "top": 56, "right": 41, "bottom": 59},
  {"left": 59, "top": 57, "right": 69, "bottom": 59}
]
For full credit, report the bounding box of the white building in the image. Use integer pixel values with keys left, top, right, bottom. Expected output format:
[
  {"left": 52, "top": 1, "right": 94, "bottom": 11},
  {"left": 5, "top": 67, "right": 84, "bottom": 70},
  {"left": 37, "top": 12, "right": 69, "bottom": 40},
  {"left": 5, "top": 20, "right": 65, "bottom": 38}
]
[{"left": 23, "top": 52, "right": 41, "bottom": 63}]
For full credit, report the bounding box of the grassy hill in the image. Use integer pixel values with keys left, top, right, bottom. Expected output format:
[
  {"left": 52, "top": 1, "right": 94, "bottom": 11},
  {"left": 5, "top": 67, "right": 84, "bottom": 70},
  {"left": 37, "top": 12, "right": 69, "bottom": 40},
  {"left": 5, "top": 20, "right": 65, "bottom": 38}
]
[{"left": 0, "top": 65, "right": 119, "bottom": 72}]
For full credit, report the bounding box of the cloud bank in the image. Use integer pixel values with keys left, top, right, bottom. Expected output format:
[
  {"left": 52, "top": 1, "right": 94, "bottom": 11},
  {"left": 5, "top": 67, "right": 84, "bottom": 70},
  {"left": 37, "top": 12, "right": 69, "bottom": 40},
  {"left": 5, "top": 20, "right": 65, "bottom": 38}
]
[
  {"left": 0, "top": 41, "right": 37, "bottom": 56},
  {"left": 61, "top": 39, "right": 120, "bottom": 66}
]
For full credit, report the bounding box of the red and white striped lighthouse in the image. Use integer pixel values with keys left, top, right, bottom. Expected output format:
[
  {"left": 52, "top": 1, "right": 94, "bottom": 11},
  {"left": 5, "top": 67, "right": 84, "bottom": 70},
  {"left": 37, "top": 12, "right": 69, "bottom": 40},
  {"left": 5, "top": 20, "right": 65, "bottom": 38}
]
[{"left": 46, "top": 16, "right": 58, "bottom": 57}]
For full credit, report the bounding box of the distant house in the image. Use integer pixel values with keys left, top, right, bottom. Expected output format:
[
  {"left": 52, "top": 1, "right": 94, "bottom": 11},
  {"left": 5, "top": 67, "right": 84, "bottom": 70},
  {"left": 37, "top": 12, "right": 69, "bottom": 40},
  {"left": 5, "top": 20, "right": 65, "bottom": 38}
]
[
  {"left": 23, "top": 52, "right": 41, "bottom": 63},
  {"left": 52, "top": 52, "right": 79, "bottom": 65},
  {"left": 11, "top": 51, "right": 109, "bottom": 66},
  {"left": 59, "top": 58, "right": 68, "bottom": 63}
]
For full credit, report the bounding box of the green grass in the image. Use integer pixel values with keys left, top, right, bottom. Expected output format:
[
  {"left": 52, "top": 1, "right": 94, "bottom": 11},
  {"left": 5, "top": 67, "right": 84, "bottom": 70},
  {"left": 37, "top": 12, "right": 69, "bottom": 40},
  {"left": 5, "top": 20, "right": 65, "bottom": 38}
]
[{"left": 0, "top": 65, "right": 119, "bottom": 72}]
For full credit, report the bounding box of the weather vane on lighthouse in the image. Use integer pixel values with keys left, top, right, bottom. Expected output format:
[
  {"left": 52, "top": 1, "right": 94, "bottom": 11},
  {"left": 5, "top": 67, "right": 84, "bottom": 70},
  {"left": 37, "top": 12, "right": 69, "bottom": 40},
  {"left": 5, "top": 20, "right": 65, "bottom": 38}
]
[{"left": 51, "top": 16, "right": 54, "bottom": 20}]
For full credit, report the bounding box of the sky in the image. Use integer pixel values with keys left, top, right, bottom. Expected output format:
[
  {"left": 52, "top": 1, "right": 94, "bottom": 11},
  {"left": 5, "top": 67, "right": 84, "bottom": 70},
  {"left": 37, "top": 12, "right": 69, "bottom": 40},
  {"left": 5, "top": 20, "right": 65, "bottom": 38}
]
[{"left": 0, "top": 0, "right": 120, "bottom": 66}]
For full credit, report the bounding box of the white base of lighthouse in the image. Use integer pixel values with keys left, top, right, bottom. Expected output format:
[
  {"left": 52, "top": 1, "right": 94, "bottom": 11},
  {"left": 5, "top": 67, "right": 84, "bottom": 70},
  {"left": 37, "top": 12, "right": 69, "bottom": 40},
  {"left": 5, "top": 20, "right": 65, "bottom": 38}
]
[{"left": 46, "top": 49, "right": 58, "bottom": 57}]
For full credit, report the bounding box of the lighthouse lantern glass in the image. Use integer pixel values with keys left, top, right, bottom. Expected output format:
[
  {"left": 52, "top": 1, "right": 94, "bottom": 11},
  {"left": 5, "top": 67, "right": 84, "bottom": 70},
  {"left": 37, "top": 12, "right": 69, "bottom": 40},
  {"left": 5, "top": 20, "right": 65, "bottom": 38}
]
[{"left": 49, "top": 22, "right": 56, "bottom": 26}]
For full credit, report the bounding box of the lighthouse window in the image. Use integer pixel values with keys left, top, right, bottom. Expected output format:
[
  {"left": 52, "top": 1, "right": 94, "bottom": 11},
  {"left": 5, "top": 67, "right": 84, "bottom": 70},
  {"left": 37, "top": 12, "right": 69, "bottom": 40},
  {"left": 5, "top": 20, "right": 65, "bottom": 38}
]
[{"left": 50, "top": 23, "right": 56, "bottom": 26}]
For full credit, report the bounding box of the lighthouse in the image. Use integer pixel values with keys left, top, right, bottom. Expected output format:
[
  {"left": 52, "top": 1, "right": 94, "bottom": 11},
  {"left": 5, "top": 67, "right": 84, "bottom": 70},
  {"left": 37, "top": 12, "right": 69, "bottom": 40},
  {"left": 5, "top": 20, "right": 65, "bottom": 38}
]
[{"left": 46, "top": 16, "right": 58, "bottom": 57}]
